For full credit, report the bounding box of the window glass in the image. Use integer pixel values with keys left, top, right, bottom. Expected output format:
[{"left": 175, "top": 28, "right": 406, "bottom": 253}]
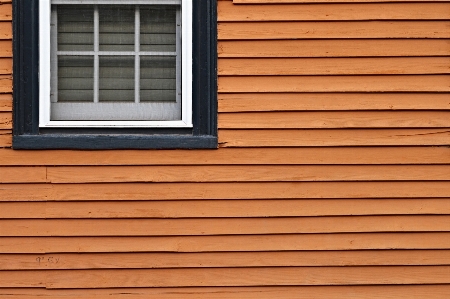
[{"left": 51, "top": 3, "right": 182, "bottom": 122}]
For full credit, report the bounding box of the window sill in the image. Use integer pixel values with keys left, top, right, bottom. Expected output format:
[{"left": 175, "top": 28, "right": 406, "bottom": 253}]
[{"left": 13, "top": 134, "right": 218, "bottom": 150}]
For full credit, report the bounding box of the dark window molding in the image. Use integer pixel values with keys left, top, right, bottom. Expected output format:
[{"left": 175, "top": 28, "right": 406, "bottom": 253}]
[{"left": 12, "top": 0, "right": 217, "bottom": 149}]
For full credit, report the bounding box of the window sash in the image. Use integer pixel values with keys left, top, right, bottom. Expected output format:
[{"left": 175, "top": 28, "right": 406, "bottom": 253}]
[{"left": 39, "top": 0, "right": 192, "bottom": 128}]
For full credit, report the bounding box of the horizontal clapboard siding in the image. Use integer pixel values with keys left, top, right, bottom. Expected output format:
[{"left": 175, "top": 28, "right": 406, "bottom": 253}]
[
  {"left": 1, "top": 233, "right": 450, "bottom": 253},
  {"left": 219, "top": 93, "right": 450, "bottom": 111},
  {"left": 221, "top": 2, "right": 450, "bottom": 20},
  {"left": 0, "top": 2, "right": 10, "bottom": 149},
  {"left": 2, "top": 267, "right": 450, "bottom": 288},
  {"left": 2, "top": 216, "right": 450, "bottom": 236},
  {"left": 214, "top": 2, "right": 450, "bottom": 296},
  {"left": 0, "top": 0, "right": 449, "bottom": 298},
  {"left": 2, "top": 250, "right": 450, "bottom": 270},
  {"left": 218, "top": 39, "right": 450, "bottom": 57},
  {"left": 219, "top": 129, "right": 450, "bottom": 147},
  {"left": 233, "top": 0, "right": 450, "bottom": 3},
  {"left": 218, "top": 22, "right": 450, "bottom": 39},
  {"left": 0, "top": 182, "right": 449, "bottom": 200},
  {"left": 1, "top": 199, "right": 449, "bottom": 218},
  {"left": 218, "top": 76, "right": 450, "bottom": 92},
  {"left": 219, "top": 57, "right": 450, "bottom": 75},
  {"left": 1, "top": 286, "right": 450, "bottom": 299},
  {"left": 1, "top": 165, "right": 450, "bottom": 183}
]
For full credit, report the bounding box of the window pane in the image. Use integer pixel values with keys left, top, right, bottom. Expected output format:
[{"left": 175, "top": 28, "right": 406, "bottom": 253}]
[
  {"left": 99, "top": 56, "right": 135, "bottom": 102},
  {"left": 57, "top": 5, "right": 94, "bottom": 51},
  {"left": 140, "top": 56, "right": 177, "bottom": 102},
  {"left": 99, "top": 5, "right": 135, "bottom": 52},
  {"left": 140, "top": 6, "right": 177, "bottom": 52},
  {"left": 58, "top": 56, "right": 94, "bottom": 102},
  {"left": 51, "top": 3, "right": 182, "bottom": 122}
]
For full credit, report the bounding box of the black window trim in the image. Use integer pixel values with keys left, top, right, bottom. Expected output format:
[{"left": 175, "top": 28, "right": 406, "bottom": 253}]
[{"left": 12, "top": 0, "right": 217, "bottom": 149}]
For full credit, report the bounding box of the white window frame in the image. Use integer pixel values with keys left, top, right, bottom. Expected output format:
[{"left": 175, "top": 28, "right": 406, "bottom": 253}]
[{"left": 39, "top": 0, "right": 193, "bottom": 128}]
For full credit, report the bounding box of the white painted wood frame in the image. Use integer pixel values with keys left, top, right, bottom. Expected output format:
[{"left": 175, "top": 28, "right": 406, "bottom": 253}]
[{"left": 39, "top": 0, "right": 192, "bottom": 128}]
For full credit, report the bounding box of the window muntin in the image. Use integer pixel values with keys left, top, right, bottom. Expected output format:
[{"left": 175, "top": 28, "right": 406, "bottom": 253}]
[{"left": 39, "top": 0, "right": 192, "bottom": 127}]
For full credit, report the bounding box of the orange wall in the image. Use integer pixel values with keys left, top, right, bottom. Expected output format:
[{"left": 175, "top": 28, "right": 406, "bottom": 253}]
[{"left": 0, "top": 0, "right": 449, "bottom": 297}]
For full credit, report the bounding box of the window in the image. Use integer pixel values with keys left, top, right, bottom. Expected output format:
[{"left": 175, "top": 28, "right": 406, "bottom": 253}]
[{"left": 13, "top": 0, "right": 217, "bottom": 149}]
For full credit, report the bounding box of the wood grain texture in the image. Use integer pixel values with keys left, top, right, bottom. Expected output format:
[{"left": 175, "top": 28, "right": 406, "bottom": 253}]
[
  {"left": 218, "top": 93, "right": 450, "bottom": 112},
  {"left": 0, "top": 112, "right": 11, "bottom": 129},
  {"left": 220, "top": 2, "right": 450, "bottom": 21},
  {"left": 219, "top": 111, "right": 450, "bottom": 128},
  {"left": 44, "top": 165, "right": 450, "bottom": 183},
  {"left": 0, "top": 57, "right": 11, "bottom": 74},
  {"left": 1, "top": 285, "right": 450, "bottom": 299},
  {"left": 0, "top": 4, "right": 11, "bottom": 21},
  {"left": 1, "top": 233, "right": 449, "bottom": 253},
  {"left": 1, "top": 266, "right": 450, "bottom": 288},
  {"left": 0, "top": 167, "right": 46, "bottom": 183},
  {"left": 0, "top": 94, "right": 11, "bottom": 111},
  {"left": 1, "top": 0, "right": 450, "bottom": 295},
  {"left": 218, "top": 75, "right": 450, "bottom": 93},
  {"left": 218, "top": 39, "right": 450, "bottom": 57},
  {"left": 0, "top": 182, "right": 449, "bottom": 201},
  {"left": 0, "top": 40, "right": 11, "bottom": 57},
  {"left": 219, "top": 129, "right": 450, "bottom": 147},
  {"left": 234, "top": 0, "right": 450, "bottom": 3},
  {"left": 0, "top": 21, "right": 10, "bottom": 39},
  {"left": 1, "top": 198, "right": 449, "bottom": 219},
  {"left": 1, "top": 147, "right": 450, "bottom": 166},
  {"left": 0, "top": 74, "right": 11, "bottom": 92},
  {"left": 218, "top": 57, "right": 450, "bottom": 75},
  {"left": 0, "top": 101, "right": 10, "bottom": 111},
  {"left": 2, "top": 216, "right": 449, "bottom": 236},
  {"left": 0, "top": 129, "right": 11, "bottom": 147},
  {"left": 218, "top": 21, "right": 450, "bottom": 39},
  {"left": 2, "top": 250, "right": 449, "bottom": 270}
]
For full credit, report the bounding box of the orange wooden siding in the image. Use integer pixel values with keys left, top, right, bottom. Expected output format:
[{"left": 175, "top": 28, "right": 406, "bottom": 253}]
[{"left": 0, "top": 0, "right": 449, "bottom": 298}]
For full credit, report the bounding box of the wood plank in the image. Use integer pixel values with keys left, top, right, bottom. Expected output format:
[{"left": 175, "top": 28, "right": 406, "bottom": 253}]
[
  {"left": 1, "top": 199, "right": 449, "bottom": 219},
  {"left": 219, "top": 111, "right": 450, "bottom": 129},
  {"left": 220, "top": 2, "right": 450, "bottom": 21},
  {"left": 0, "top": 40, "right": 12, "bottom": 57},
  {"left": 2, "top": 216, "right": 449, "bottom": 236},
  {"left": 218, "top": 93, "right": 450, "bottom": 112},
  {"left": 45, "top": 165, "right": 450, "bottom": 183},
  {"left": 0, "top": 57, "right": 11, "bottom": 74},
  {"left": 1, "top": 285, "right": 450, "bottom": 299},
  {"left": 219, "top": 129, "right": 450, "bottom": 147},
  {"left": 2, "top": 250, "right": 449, "bottom": 270},
  {"left": 0, "top": 182, "right": 449, "bottom": 201},
  {"left": 0, "top": 100, "right": 10, "bottom": 111},
  {"left": 1, "top": 147, "right": 450, "bottom": 166},
  {"left": 218, "top": 40, "right": 450, "bottom": 57},
  {"left": 1, "top": 266, "right": 450, "bottom": 288},
  {"left": 0, "top": 94, "right": 11, "bottom": 111},
  {"left": 218, "top": 21, "right": 450, "bottom": 40},
  {"left": 0, "top": 167, "right": 46, "bottom": 183},
  {"left": 0, "top": 4, "right": 11, "bottom": 21},
  {"left": 0, "top": 129, "right": 11, "bottom": 148},
  {"left": 1, "top": 233, "right": 449, "bottom": 253},
  {"left": 0, "top": 21, "right": 10, "bottom": 39},
  {"left": 0, "top": 111, "right": 11, "bottom": 129},
  {"left": 0, "top": 74, "right": 11, "bottom": 92},
  {"left": 234, "top": 0, "right": 450, "bottom": 3},
  {"left": 218, "top": 75, "right": 450, "bottom": 93},
  {"left": 218, "top": 57, "right": 450, "bottom": 75},
  {"left": 3, "top": 285, "right": 450, "bottom": 299},
  {"left": 30, "top": 266, "right": 450, "bottom": 289}
]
